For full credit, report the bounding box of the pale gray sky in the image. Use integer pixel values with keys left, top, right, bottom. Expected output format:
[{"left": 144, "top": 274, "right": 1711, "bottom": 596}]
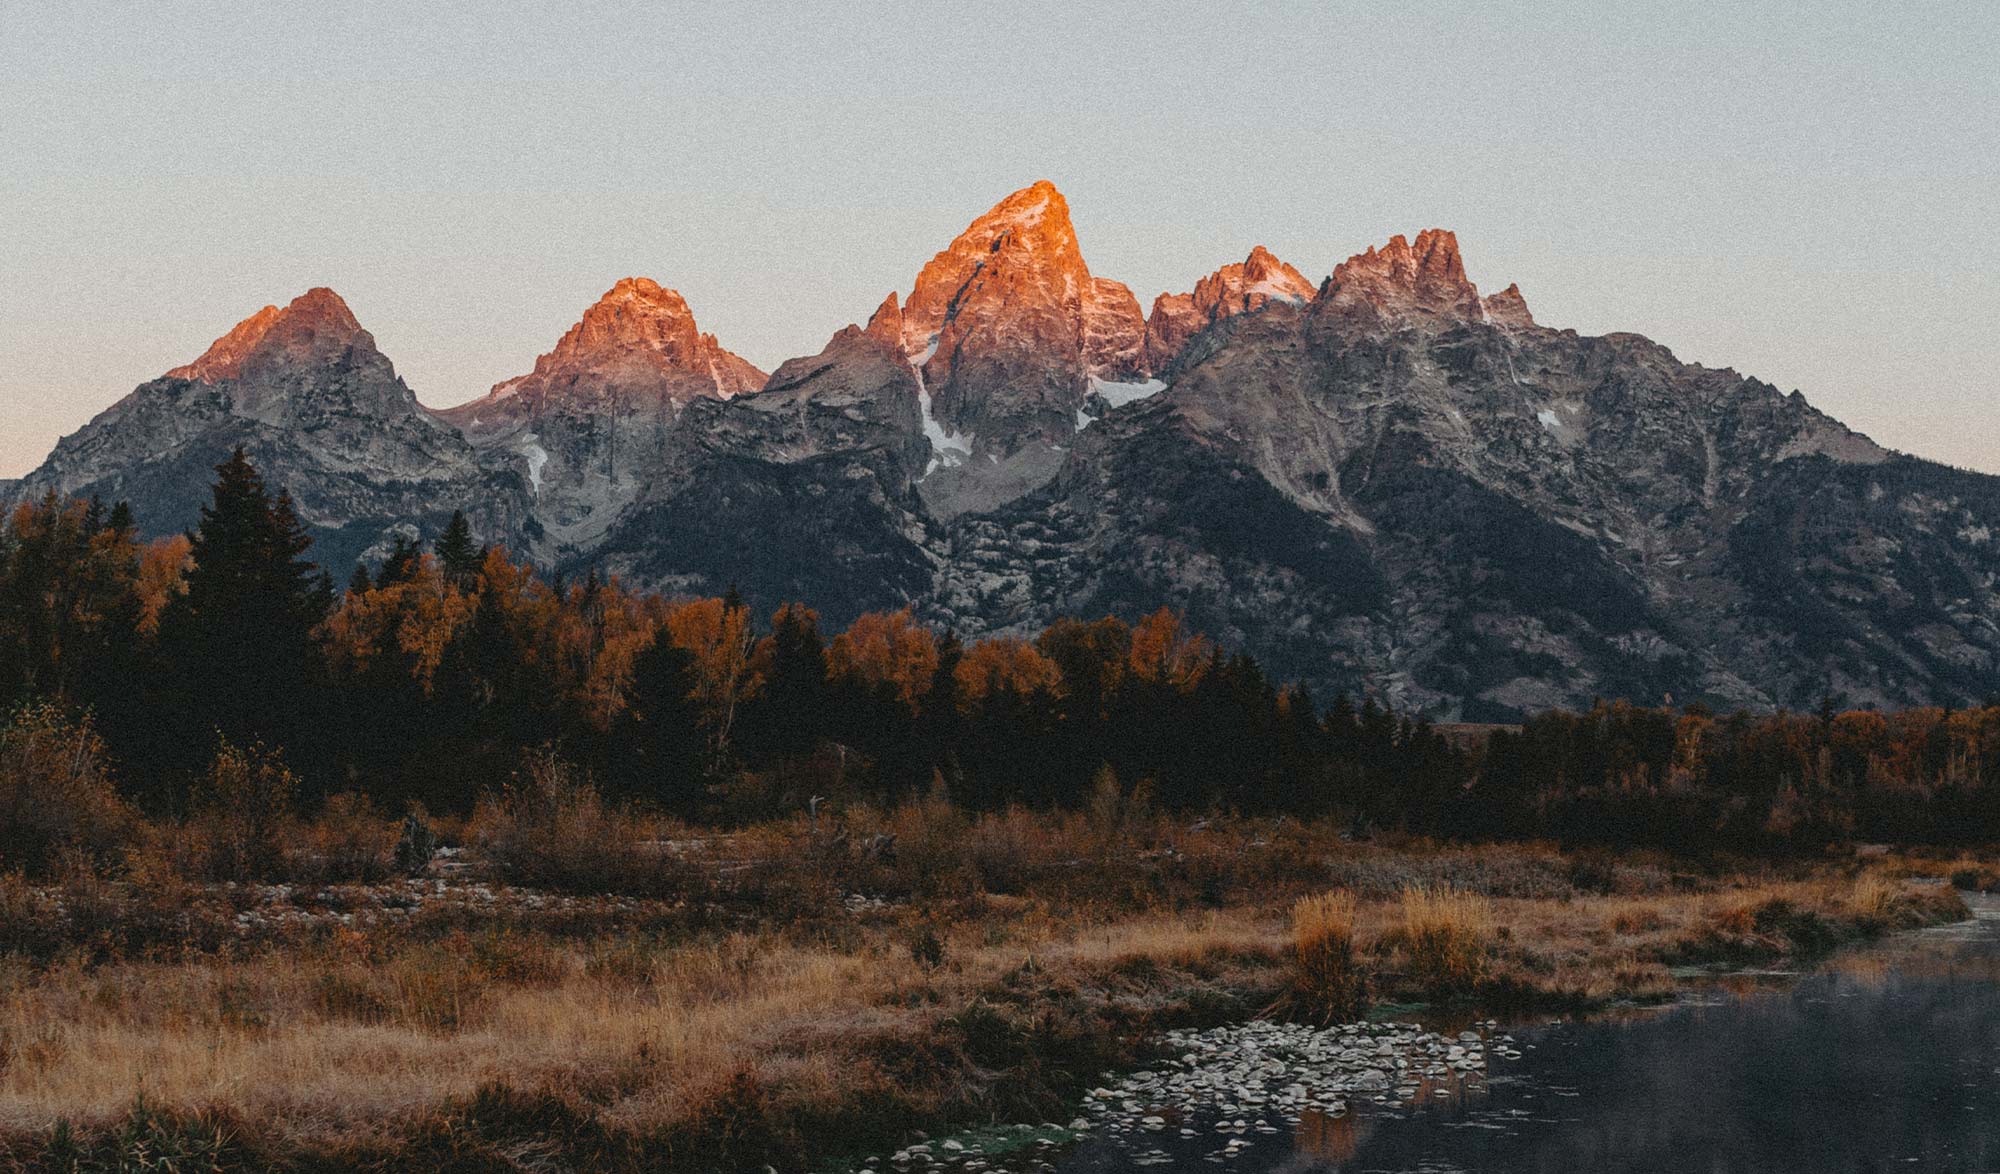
[{"left": 3, "top": 1, "right": 1996, "bottom": 477}]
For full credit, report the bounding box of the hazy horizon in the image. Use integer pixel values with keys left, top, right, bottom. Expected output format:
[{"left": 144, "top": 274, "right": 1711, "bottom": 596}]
[{"left": 4, "top": 2, "right": 1996, "bottom": 478}]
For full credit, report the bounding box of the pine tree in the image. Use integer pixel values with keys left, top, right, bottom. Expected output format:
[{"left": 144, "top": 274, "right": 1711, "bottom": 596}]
[
  {"left": 612, "top": 633, "right": 707, "bottom": 810},
  {"left": 156, "top": 449, "right": 331, "bottom": 784},
  {"left": 346, "top": 563, "right": 374, "bottom": 597},
  {"left": 378, "top": 533, "right": 421, "bottom": 586},
  {"left": 742, "top": 603, "right": 828, "bottom": 763},
  {"left": 433, "top": 510, "right": 481, "bottom": 587}
]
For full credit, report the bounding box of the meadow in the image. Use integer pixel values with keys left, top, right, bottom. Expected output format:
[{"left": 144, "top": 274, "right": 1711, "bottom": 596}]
[{"left": 0, "top": 758, "right": 1973, "bottom": 1172}]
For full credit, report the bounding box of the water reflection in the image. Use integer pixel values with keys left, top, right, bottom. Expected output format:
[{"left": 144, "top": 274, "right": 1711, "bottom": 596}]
[{"left": 1057, "top": 896, "right": 2000, "bottom": 1173}]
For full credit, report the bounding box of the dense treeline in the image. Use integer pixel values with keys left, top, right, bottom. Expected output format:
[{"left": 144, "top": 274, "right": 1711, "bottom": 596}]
[
  {"left": 1466, "top": 701, "right": 2000, "bottom": 851},
  {"left": 0, "top": 451, "right": 1455, "bottom": 823},
  {"left": 4, "top": 451, "right": 1999, "bottom": 851}
]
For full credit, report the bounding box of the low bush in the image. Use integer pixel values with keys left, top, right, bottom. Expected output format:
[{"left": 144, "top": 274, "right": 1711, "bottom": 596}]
[
  {"left": 291, "top": 791, "right": 395, "bottom": 883},
  {"left": 181, "top": 739, "right": 298, "bottom": 883},
  {"left": 0, "top": 702, "right": 133, "bottom": 878},
  {"left": 471, "top": 747, "right": 687, "bottom": 895}
]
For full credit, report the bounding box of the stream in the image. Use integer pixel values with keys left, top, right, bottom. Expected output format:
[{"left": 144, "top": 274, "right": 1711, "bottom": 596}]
[
  {"left": 1039, "top": 891, "right": 2000, "bottom": 1173},
  {"left": 863, "top": 892, "right": 2000, "bottom": 1174}
]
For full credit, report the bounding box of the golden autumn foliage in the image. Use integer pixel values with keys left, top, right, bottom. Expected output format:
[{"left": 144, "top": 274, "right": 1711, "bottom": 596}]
[
  {"left": 954, "top": 636, "right": 1059, "bottom": 703},
  {"left": 664, "top": 597, "right": 760, "bottom": 749},
  {"left": 322, "top": 555, "right": 476, "bottom": 693},
  {"left": 827, "top": 607, "right": 939, "bottom": 708},
  {"left": 1126, "top": 607, "right": 1211, "bottom": 689},
  {"left": 546, "top": 575, "right": 663, "bottom": 730},
  {"left": 1, "top": 497, "right": 157, "bottom": 694},
  {"left": 133, "top": 534, "right": 191, "bottom": 636}
]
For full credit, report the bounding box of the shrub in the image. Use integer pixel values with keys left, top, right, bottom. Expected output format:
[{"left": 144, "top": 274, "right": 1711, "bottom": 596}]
[
  {"left": 884, "top": 773, "right": 976, "bottom": 898},
  {"left": 0, "top": 702, "right": 133, "bottom": 878},
  {"left": 1292, "top": 890, "right": 1363, "bottom": 1022},
  {"left": 393, "top": 805, "right": 439, "bottom": 877},
  {"left": 472, "top": 747, "right": 681, "bottom": 894},
  {"left": 1848, "top": 873, "right": 1901, "bottom": 928},
  {"left": 293, "top": 792, "right": 396, "bottom": 883},
  {"left": 185, "top": 739, "right": 297, "bottom": 882},
  {"left": 1398, "top": 884, "right": 1492, "bottom": 997}
]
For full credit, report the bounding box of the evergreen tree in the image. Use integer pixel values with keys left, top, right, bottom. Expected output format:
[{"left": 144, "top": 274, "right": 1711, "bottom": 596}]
[
  {"left": 741, "top": 603, "right": 829, "bottom": 763},
  {"left": 377, "top": 532, "right": 421, "bottom": 586},
  {"left": 156, "top": 449, "right": 332, "bottom": 786},
  {"left": 433, "top": 510, "right": 482, "bottom": 587},
  {"left": 612, "top": 633, "right": 707, "bottom": 810}
]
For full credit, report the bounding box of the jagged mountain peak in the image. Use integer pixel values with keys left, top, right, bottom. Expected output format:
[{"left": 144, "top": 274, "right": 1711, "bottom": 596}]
[
  {"left": 1316, "top": 228, "right": 1485, "bottom": 324},
  {"left": 1141, "top": 245, "right": 1318, "bottom": 373},
  {"left": 977, "top": 178, "right": 1065, "bottom": 233},
  {"left": 1240, "top": 245, "right": 1316, "bottom": 301},
  {"left": 1482, "top": 282, "right": 1535, "bottom": 329},
  {"left": 1334, "top": 229, "right": 1470, "bottom": 289},
  {"left": 551, "top": 277, "right": 763, "bottom": 394},
  {"left": 864, "top": 291, "right": 905, "bottom": 346},
  {"left": 165, "top": 287, "right": 368, "bottom": 383},
  {"left": 888, "top": 179, "right": 1148, "bottom": 517},
  {"left": 450, "top": 278, "right": 765, "bottom": 426},
  {"left": 900, "top": 180, "right": 1090, "bottom": 353}
]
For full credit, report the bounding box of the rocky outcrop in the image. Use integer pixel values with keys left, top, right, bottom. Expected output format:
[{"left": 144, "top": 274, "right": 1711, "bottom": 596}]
[
  {"left": 594, "top": 307, "right": 933, "bottom": 623},
  {"left": 436, "top": 278, "right": 765, "bottom": 562}
]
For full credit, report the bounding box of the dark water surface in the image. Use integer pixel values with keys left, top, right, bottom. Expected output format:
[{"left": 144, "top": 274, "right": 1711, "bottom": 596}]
[{"left": 1054, "top": 893, "right": 2000, "bottom": 1174}]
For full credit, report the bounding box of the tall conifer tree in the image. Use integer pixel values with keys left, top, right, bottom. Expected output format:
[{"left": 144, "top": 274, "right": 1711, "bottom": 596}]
[{"left": 157, "top": 449, "right": 331, "bottom": 782}]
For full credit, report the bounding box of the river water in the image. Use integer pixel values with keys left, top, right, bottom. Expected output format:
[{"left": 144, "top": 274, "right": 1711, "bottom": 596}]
[{"left": 1048, "top": 892, "right": 2000, "bottom": 1174}]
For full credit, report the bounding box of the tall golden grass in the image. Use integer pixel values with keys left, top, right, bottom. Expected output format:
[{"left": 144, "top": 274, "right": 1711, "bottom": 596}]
[
  {"left": 1292, "top": 890, "right": 1363, "bottom": 1022},
  {"left": 1398, "top": 884, "right": 1493, "bottom": 996}
]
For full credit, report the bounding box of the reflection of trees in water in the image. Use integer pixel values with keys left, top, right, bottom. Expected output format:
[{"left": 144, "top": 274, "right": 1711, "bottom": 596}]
[
  {"left": 1333, "top": 953, "right": 2000, "bottom": 1173},
  {"left": 1295, "top": 1109, "right": 1363, "bottom": 1166},
  {"left": 1292, "top": 1070, "right": 1493, "bottom": 1171}
]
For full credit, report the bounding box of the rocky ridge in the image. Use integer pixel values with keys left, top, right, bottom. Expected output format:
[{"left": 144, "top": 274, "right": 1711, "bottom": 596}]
[{"left": 18, "top": 182, "right": 2000, "bottom": 716}]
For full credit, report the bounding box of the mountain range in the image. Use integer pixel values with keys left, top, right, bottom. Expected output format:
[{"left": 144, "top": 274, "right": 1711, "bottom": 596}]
[{"left": 17, "top": 181, "right": 2000, "bottom": 719}]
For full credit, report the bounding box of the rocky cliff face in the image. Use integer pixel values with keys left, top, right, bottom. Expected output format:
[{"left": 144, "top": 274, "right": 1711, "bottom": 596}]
[
  {"left": 898, "top": 180, "right": 1150, "bottom": 518},
  {"left": 931, "top": 227, "right": 1994, "bottom": 716},
  {"left": 21, "top": 185, "right": 2000, "bottom": 715},
  {"left": 593, "top": 295, "right": 934, "bottom": 621},
  {"left": 436, "top": 278, "right": 765, "bottom": 562},
  {"left": 17, "top": 289, "right": 522, "bottom": 572}
]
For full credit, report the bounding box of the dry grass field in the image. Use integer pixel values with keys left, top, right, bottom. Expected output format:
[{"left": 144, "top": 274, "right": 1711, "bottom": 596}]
[{"left": 0, "top": 781, "right": 1977, "bottom": 1171}]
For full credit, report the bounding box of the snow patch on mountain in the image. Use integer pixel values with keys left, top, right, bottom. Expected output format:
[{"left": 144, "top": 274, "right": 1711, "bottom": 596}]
[
  {"left": 910, "top": 335, "right": 972, "bottom": 478},
  {"left": 1092, "top": 377, "right": 1167, "bottom": 407},
  {"left": 519, "top": 434, "right": 549, "bottom": 493}
]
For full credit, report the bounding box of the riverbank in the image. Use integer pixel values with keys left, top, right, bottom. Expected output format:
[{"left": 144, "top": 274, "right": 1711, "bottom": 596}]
[{"left": 0, "top": 811, "right": 1977, "bottom": 1172}]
